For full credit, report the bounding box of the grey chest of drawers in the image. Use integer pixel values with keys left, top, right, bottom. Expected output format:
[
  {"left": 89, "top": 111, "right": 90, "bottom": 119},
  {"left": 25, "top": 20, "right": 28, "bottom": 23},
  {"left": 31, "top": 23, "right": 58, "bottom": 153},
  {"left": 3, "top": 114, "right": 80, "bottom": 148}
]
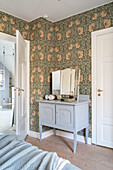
[{"left": 37, "top": 99, "right": 89, "bottom": 153}]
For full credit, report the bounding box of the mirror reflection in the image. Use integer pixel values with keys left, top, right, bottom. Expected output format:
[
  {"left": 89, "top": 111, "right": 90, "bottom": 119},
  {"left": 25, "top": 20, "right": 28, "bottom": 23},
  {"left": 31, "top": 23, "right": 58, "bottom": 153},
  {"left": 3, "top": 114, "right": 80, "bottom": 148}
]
[{"left": 52, "top": 68, "right": 80, "bottom": 100}]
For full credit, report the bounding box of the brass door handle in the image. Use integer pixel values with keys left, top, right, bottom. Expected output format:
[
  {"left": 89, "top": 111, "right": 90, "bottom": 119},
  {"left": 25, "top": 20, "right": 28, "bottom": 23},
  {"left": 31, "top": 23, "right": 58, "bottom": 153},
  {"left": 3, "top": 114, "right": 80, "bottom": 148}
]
[
  {"left": 2, "top": 103, "right": 14, "bottom": 106},
  {"left": 98, "top": 89, "right": 103, "bottom": 92},
  {"left": 14, "top": 88, "right": 24, "bottom": 91},
  {"left": 14, "top": 88, "right": 21, "bottom": 91}
]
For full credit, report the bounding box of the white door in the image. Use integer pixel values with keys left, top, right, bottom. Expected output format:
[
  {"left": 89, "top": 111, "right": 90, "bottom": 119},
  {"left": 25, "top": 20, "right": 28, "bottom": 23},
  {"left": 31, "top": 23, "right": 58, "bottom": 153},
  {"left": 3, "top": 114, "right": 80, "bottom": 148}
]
[
  {"left": 96, "top": 28, "right": 113, "bottom": 148},
  {"left": 16, "top": 30, "right": 28, "bottom": 139}
]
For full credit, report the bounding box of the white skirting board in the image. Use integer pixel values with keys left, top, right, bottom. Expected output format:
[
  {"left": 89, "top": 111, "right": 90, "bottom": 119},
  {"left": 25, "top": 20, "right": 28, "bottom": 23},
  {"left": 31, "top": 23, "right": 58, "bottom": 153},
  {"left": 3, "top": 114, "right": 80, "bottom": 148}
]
[{"left": 28, "top": 130, "right": 92, "bottom": 145}]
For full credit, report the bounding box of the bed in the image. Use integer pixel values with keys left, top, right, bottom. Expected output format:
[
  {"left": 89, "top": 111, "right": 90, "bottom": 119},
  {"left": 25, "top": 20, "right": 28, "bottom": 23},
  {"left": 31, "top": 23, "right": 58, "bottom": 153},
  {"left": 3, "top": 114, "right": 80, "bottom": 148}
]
[{"left": 0, "top": 135, "right": 81, "bottom": 170}]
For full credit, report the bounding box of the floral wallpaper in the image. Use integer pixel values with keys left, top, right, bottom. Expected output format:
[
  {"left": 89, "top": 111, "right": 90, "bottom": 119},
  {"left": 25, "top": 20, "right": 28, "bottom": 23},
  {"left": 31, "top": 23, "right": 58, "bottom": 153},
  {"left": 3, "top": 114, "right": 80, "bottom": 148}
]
[
  {"left": 53, "top": 2, "right": 113, "bottom": 137},
  {"left": 0, "top": 2, "right": 113, "bottom": 137},
  {"left": 29, "top": 18, "right": 55, "bottom": 132},
  {"left": 0, "top": 11, "right": 30, "bottom": 39}
]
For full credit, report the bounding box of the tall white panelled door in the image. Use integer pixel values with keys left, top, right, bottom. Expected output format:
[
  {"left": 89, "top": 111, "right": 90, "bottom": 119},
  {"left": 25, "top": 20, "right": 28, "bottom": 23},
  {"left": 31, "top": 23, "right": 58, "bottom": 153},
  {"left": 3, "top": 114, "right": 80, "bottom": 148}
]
[
  {"left": 16, "top": 30, "right": 29, "bottom": 139},
  {"left": 92, "top": 27, "right": 113, "bottom": 148}
]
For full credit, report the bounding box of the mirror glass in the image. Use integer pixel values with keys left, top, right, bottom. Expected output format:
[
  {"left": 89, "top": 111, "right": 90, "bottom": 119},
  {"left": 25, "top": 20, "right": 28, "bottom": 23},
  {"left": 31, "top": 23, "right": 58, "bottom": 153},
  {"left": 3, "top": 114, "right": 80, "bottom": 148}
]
[
  {"left": 75, "top": 69, "right": 81, "bottom": 100},
  {"left": 60, "top": 68, "right": 75, "bottom": 95},
  {"left": 52, "top": 68, "right": 80, "bottom": 99},
  {"left": 52, "top": 70, "right": 60, "bottom": 95}
]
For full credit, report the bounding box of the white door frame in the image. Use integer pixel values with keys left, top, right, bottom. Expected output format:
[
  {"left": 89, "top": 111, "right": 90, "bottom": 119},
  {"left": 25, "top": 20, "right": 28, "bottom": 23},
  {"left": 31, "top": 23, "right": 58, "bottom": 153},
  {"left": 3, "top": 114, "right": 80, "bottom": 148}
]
[
  {"left": 91, "top": 27, "right": 113, "bottom": 144},
  {"left": 0, "top": 32, "right": 30, "bottom": 134}
]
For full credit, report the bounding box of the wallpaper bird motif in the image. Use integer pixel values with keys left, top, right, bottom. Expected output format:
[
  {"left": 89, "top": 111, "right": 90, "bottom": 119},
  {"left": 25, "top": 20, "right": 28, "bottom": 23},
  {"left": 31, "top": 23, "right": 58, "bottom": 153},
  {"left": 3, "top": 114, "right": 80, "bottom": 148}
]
[{"left": 0, "top": 2, "right": 113, "bottom": 137}]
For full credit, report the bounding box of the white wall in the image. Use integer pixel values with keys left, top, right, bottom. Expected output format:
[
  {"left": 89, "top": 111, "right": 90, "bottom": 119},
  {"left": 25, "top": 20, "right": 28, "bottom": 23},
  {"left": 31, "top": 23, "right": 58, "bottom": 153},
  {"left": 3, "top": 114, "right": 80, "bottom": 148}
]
[{"left": 0, "top": 39, "right": 15, "bottom": 86}]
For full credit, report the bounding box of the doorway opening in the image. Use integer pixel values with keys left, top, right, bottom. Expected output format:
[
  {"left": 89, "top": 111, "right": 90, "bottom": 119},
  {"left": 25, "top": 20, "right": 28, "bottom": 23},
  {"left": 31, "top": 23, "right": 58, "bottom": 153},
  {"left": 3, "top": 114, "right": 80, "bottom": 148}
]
[
  {"left": 0, "top": 39, "right": 16, "bottom": 135},
  {"left": 0, "top": 31, "right": 30, "bottom": 138}
]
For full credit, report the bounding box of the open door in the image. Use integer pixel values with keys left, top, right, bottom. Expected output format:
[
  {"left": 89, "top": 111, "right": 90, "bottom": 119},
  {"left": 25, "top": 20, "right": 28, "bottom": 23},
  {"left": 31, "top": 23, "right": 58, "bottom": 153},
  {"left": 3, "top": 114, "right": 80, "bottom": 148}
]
[{"left": 16, "top": 30, "right": 28, "bottom": 139}]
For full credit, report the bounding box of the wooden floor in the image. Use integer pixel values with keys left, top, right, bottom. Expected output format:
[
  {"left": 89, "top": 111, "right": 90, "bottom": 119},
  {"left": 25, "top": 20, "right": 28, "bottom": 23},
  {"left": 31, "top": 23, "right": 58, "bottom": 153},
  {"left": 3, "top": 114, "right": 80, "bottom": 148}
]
[{"left": 25, "top": 135, "right": 113, "bottom": 170}]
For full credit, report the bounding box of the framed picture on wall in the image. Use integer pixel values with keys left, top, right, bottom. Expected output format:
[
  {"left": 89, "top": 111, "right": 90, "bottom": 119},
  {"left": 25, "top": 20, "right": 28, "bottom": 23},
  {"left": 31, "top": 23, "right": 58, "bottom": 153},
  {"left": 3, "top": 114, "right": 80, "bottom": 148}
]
[{"left": 0, "top": 70, "right": 5, "bottom": 90}]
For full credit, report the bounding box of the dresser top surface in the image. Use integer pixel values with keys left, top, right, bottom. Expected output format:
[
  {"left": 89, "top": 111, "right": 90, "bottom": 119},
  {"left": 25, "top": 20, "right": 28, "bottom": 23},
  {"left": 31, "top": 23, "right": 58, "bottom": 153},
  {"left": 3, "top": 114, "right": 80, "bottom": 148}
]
[{"left": 36, "top": 99, "right": 89, "bottom": 106}]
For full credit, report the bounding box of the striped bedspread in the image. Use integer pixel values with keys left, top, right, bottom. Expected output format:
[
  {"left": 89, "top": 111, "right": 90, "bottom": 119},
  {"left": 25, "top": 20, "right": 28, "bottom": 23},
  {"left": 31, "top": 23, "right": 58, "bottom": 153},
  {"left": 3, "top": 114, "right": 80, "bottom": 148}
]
[{"left": 0, "top": 135, "right": 80, "bottom": 170}]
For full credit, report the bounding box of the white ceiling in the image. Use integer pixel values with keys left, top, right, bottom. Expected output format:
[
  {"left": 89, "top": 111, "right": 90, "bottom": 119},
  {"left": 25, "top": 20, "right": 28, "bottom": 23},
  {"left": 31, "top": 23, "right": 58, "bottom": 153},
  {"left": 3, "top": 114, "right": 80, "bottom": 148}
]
[{"left": 0, "top": 0, "right": 112, "bottom": 22}]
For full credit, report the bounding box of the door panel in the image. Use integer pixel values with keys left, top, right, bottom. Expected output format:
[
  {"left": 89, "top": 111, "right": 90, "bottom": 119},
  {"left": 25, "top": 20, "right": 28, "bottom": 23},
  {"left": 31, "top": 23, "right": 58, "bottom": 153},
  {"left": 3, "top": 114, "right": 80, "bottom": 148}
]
[
  {"left": 103, "top": 63, "right": 113, "bottom": 120},
  {"left": 40, "top": 103, "right": 55, "bottom": 126},
  {"left": 103, "top": 38, "right": 113, "bottom": 56},
  {"left": 16, "top": 30, "right": 27, "bottom": 139},
  {"left": 101, "top": 124, "right": 113, "bottom": 146},
  {"left": 56, "top": 105, "right": 73, "bottom": 130},
  {"left": 97, "top": 31, "right": 113, "bottom": 148}
]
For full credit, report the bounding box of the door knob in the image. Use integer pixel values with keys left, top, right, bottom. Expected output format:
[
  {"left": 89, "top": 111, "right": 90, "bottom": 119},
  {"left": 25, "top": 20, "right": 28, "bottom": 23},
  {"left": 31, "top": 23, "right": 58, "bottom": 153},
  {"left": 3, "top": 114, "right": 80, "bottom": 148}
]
[
  {"left": 14, "top": 88, "right": 21, "bottom": 91},
  {"left": 2, "top": 103, "right": 14, "bottom": 106},
  {"left": 20, "top": 89, "right": 24, "bottom": 91},
  {"left": 98, "top": 89, "right": 103, "bottom": 92}
]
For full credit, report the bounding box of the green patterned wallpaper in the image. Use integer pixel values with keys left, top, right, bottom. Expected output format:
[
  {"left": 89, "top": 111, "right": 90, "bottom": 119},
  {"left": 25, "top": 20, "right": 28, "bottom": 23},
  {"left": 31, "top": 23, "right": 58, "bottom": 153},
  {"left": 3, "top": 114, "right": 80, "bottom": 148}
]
[
  {"left": 0, "top": 2, "right": 113, "bottom": 137},
  {"left": 0, "top": 11, "right": 30, "bottom": 39},
  {"left": 29, "top": 18, "right": 55, "bottom": 132},
  {"left": 53, "top": 2, "right": 113, "bottom": 137}
]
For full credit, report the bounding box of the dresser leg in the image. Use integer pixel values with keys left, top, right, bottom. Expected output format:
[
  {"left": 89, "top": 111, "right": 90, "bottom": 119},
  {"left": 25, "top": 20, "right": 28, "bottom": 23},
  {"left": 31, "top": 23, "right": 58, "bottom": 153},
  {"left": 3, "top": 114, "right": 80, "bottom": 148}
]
[
  {"left": 39, "top": 124, "right": 42, "bottom": 142},
  {"left": 73, "top": 132, "right": 77, "bottom": 154},
  {"left": 85, "top": 126, "right": 88, "bottom": 144},
  {"left": 53, "top": 128, "right": 56, "bottom": 135}
]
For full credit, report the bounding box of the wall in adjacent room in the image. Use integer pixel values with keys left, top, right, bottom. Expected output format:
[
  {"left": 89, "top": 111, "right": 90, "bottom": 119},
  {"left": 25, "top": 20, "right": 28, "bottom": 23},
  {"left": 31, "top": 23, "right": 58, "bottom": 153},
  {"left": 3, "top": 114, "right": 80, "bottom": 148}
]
[
  {"left": 0, "top": 2, "right": 113, "bottom": 137},
  {"left": 0, "top": 62, "right": 9, "bottom": 108}
]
